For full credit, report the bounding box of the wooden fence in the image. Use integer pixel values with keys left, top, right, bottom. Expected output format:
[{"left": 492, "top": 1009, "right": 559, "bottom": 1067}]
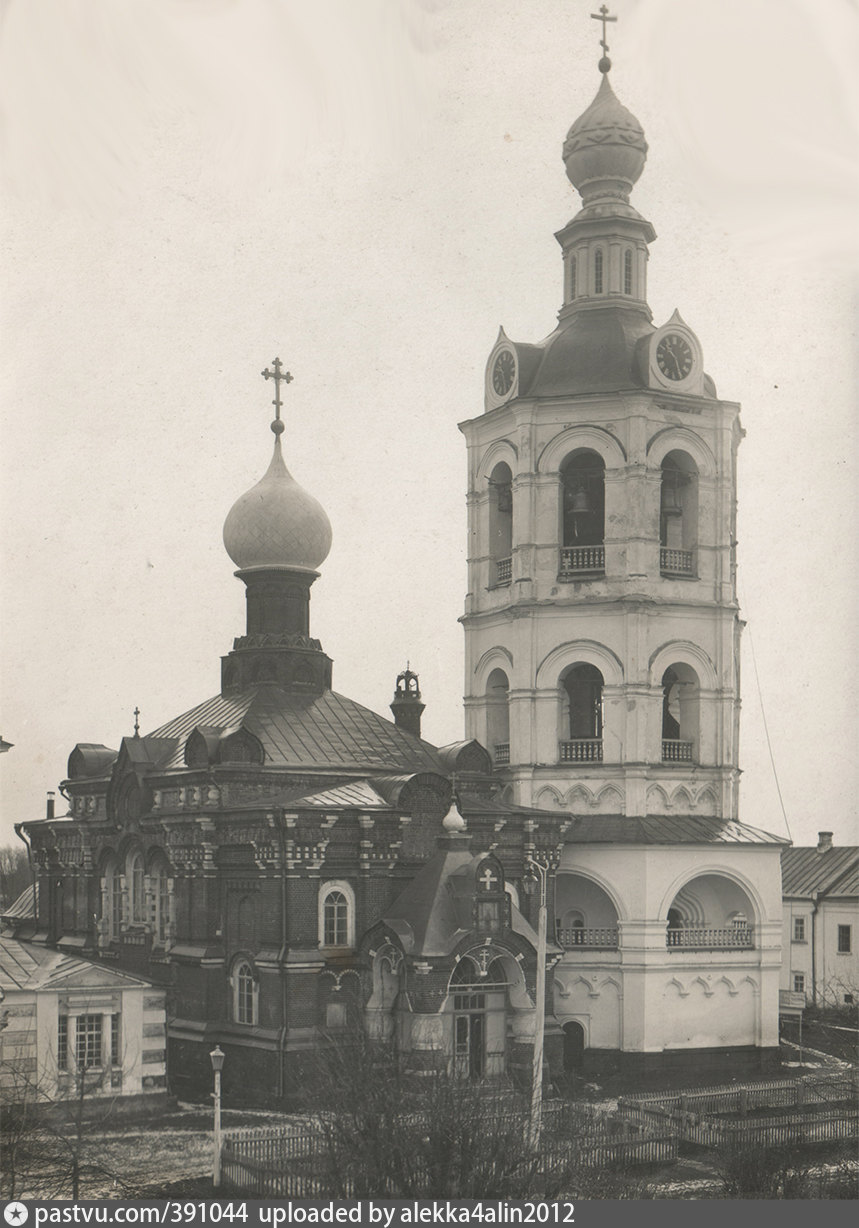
[
  {"left": 220, "top": 1108, "right": 677, "bottom": 1198},
  {"left": 619, "top": 1071, "right": 857, "bottom": 1119}
]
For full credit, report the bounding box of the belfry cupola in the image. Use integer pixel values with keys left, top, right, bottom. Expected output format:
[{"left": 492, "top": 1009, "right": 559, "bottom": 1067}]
[{"left": 220, "top": 359, "right": 334, "bottom": 696}]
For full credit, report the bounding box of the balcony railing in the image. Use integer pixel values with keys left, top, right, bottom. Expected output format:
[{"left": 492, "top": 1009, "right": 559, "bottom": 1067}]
[
  {"left": 559, "top": 545, "right": 605, "bottom": 576},
  {"left": 667, "top": 926, "right": 754, "bottom": 950},
  {"left": 559, "top": 739, "right": 603, "bottom": 763},
  {"left": 660, "top": 547, "right": 694, "bottom": 576},
  {"left": 493, "top": 743, "right": 510, "bottom": 765},
  {"left": 495, "top": 557, "right": 512, "bottom": 585},
  {"left": 662, "top": 739, "right": 694, "bottom": 762},
  {"left": 557, "top": 926, "right": 619, "bottom": 950}
]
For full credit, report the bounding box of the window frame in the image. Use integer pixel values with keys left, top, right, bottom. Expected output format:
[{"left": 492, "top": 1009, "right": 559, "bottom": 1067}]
[
  {"left": 232, "top": 958, "right": 258, "bottom": 1026},
  {"left": 792, "top": 916, "right": 806, "bottom": 943},
  {"left": 792, "top": 973, "right": 805, "bottom": 994},
  {"left": 837, "top": 924, "right": 852, "bottom": 954},
  {"left": 57, "top": 1014, "right": 68, "bottom": 1071},
  {"left": 318, "top": 881, "right": 355, "bottom": 950},
  {"left": 76, "top": 1014, "right": 103, "bottom": 1069}
]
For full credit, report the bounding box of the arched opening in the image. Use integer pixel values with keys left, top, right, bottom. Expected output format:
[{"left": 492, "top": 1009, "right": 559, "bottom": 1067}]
[
  {"left": 127, "top": 850, "right": 145, "bottom": 926},
  {"left": 485, "top": 668, "right": 510, "bottom": 765},
  {"left": 660, "top": 451, "right": 698, "bottom": 575},
  {"left": 559, "top": 664, "right": 604, "bottom": 762},
  {"left": 449, "top": 956, "right": 507, "bottom": 1080},
  {"left": 563, "top": 1021, "right": 585, "bottom": 1072},
  {"left": 665, "top": 874, "right": 756, "bottom": 950},
  {"left": 323, "top": 891, "right": 348, "bottom": 947},
  {"left": 554, "top": 876, "right": 619, "bottom": 948},
  {"left": 232, "top": 958, "right": 258, "bottom": 1025},
  {"left": 150, "top": 854, "right": 174, "bottom": 945},
  {"left": 101, "top": 856, "right": 124, "bottom": 942},
  {"left": 488, "top": 462, "right": 513, "bottom": 586},
  {"left": 594, "top": 248, "right": 604, "bottom": 295},
  {"left": 568, "top": 254, "right": 577, "bottom": 301},
  {"left": 661, "top": 663, "right": 700, "bottom": 763},
  {"left": 623, "top": 248, "right": 633, "bottom": 295},
  {"left": 560, "top": 451, "right": 605, "bottom": 576}
]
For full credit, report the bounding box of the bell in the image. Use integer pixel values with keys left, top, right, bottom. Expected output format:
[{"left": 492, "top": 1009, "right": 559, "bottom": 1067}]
[{"left": 571, "top": 485, "right": 591, "bottom": 515}]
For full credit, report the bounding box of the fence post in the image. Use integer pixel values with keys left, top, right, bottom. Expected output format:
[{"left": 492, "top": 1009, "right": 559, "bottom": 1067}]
[{"left": 738, "top": 1088, "right": 747, "bottom": 1118}]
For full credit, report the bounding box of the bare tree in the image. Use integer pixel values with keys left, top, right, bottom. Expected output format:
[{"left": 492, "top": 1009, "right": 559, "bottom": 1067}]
[{"left": 0, "top": 844, "right": 32, "bottom": 911}]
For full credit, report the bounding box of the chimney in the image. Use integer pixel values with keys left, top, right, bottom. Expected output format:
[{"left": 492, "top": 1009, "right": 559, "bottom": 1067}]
[
  {"left": 390, "top": 666, "right": 425, "bottom": 739},
  {"left": 817, "top": 831, "right": 833, "bottom": 852},
  {"left": 46, "top": 791, "right": 55, "bottom": 820}
]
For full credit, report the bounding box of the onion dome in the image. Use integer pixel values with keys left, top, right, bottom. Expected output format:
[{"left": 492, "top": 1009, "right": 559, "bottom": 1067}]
[
  {"left": 223, "top": 437, "right": 332, "bottom": 573},
  {"left": 563, "top": 73, "right": 647, "bottom": 205}
]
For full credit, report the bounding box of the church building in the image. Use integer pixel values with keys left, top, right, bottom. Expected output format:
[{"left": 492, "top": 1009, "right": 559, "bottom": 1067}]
[{"left": 6, "top": 16, "right": 785, "bottom": 1100}]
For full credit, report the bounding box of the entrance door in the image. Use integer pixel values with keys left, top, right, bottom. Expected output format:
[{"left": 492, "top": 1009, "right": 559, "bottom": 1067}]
[
  {"left": 455, "top": 1012, "right": 486, "bottom": 1079},
  {"left": 563, "top": 1021, "right": 585, "bottom": 1073}
]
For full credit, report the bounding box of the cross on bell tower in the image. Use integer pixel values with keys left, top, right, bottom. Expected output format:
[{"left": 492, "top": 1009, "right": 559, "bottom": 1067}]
[
  {"left": 261, "top": 358, "right": 293, "bottom": 436},
  {"left": 590, "top": 4, "right": 617, "bottom": 72}
]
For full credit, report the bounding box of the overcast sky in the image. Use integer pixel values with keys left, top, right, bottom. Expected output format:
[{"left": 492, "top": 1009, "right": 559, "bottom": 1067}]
[{"left": 1, "top": 0, "right": 856, "bottom": 849}]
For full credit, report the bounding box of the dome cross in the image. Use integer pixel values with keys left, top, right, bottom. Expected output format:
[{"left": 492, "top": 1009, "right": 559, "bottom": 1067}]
[
  {"left": 261, "top": 358, "right": 293, "bottom": 436},
  {"left": 590, "top": 4, "right": 617, "bottom": 71}
]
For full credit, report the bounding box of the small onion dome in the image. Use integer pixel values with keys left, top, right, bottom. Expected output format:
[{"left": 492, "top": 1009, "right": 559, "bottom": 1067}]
[
  {"left": 442, "top": 796, "right": 467, "bottom": 834},
  {"left": 223, "top": 437, "right": 332, "bottom": 573},
  {"left": 563, "top": 74, "right": 647, "bottom": 205}
]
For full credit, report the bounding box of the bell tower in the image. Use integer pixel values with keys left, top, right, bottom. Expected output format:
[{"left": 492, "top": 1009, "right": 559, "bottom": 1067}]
[{"left": 460, "top": 30, "right": 742, "bottom": 822}]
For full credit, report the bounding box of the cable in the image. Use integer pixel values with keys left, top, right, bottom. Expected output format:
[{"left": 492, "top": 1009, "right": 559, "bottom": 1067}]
[{"left": 741, "top": 587, "right": 793, "bottom": 841}]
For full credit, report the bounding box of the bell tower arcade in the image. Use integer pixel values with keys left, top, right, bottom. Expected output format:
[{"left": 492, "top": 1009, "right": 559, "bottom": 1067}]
[{"left": 460, "top": 43, "right": 743, "bottom": 823}]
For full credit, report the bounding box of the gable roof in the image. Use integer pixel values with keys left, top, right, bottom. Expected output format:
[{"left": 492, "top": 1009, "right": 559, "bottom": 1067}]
[
  {"left": 145, "top": 686, "right": 448, "bottom": 776},
  {"left": 0, "top": 937, "right": 158, "bottom": 995},
  {"left": 780, "top": 845, "right": 859, "bottom": 898},
  {"left": 557, "top": 815, "right": 787, "bottom": 845}
]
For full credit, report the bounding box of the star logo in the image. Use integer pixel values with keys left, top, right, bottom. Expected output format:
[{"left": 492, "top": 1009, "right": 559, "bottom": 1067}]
[{"left": 4, "top": 1204, "right": 28, "bottom": 1226}]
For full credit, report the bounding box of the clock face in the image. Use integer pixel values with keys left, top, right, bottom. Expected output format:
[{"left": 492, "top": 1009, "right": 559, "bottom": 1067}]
[
  {"left": 656, "top": 333, "right": 694, "bottom": 381},
  {"left": 492, "top": 350, "right": 516, "bottom": 396}
]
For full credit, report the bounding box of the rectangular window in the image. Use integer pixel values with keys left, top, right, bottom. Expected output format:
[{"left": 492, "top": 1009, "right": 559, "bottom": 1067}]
[
  {"left": 845, "top": 994, "right": 854, "bottom": 1006},
  {"left": 111, "top": 1014, "right": 121, "bottom": 1066},
  {"left": 792, "top": 973, "right": 805, "bottom": 994},
  {"left": 793, "top": 916, "right": 805, "bottom": 942},
  {"left": 837, "top": 925, "right": 852, "bottom": 954},
  {"left": 76, "top": 1015, "right": 103, "bottom": 1069},
  {"left": 57, "top": 1015, "right": 68, "bottom": 1071}
]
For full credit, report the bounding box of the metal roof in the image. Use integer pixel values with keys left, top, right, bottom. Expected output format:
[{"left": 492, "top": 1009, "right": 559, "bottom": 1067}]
[
  {"left": 557, "top": 815, "right": 787, "bottom": 846},
  {"left": 147, "top": 686, "right": 447, "bottom": 776},
  {"left": 1, "top": 882, "right": 38, "bottom": 921},
  {"left": 780, "top": 846, "right": 859, "bottom": 898},
  {"left": 0, "top": 936, "right": 157, "bottom": 994}
]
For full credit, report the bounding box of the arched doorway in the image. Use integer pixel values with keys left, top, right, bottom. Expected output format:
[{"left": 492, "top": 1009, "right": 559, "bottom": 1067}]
[
  {"left": 563, "top": 1021, "right": 585, "bottom": 1073},
  {"left": 449, "top": 957, "right": 507, "bottom": 1079}
]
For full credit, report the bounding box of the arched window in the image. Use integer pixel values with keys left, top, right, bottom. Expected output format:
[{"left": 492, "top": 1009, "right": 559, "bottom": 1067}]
[
  {"left": 150, "top": 856, "right": 173, "bottom": 945},
  {"left": 449, "top": 957, "right": 508, "bottom": 1080},
  {"left": 485, "top": 668, "right": 510, "bottom": 765},
  {"left": 661, "top": 664, "right": 700, "bottom": 762},
  {"left": 488, "top": 462, "right": 513, "bottom": 585},
  {"left": 560, "top": 664, "right": 604, "bottom": 761},
  {"left": 623, "top": 249, "right": 633, "bottom": 295},
  {"left": 594, "top": 248, "right": 604, "bottom": 294},
  {"left": 127, "top": 851, "right": 145, "bottom": 925},
  {"left": 569, "top": 254, "right": 577, "bottom": 300},
  {"left": 560, "top": 451, "right": 605, "bottom": 575},
  {"left": 232, "top": 958, "right": 257, "bottom": 1025},
  {"left": 666, "top": 875, "right": 755, "bottom": 949},
  {"left": 101, "top": 857, "right": 124, "bottom": 941},
  {"left": 660, "top": 452, "right": 698, "bottom": 575},
  {"left": 319, "top": 881, "right": 355, "bottom": 949}
]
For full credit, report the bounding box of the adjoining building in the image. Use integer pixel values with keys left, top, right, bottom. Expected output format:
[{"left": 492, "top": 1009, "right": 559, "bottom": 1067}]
[
  {"left": 781, "top": 834, "right": 859, "bottom": 1007},
  {"left": 5, "top": 19, "right": 786, "bottom": 1099},
  {"left": 0, "top": 934, "right": 167, "bottom": 1106}
]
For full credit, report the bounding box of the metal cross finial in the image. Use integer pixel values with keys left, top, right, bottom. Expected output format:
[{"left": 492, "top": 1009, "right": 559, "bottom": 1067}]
[
  {"left": 591, "top": 4, "right": 617, "bottom": 71},
  {"left": 261, "top": 357, "right": 293, "bottom": 436},
  {"left": 133, "top": 707, "right": 141, "bottom": 738}
]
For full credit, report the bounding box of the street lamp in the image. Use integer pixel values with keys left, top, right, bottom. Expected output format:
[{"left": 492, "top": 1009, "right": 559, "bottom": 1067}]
[
  {"left": 209, "top": 1046, "right": 225, "bottom": 1188},
  {"left": 523, "top": 856, "right": 549, "bottom": 1150}
]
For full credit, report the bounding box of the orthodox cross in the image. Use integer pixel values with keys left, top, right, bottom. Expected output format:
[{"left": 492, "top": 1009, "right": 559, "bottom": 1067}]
[
  {"left": 591, "top": 4, "right": 617, "bottom": 60},
  {"left": 261, "top": 357, "right": 293, "bottom": 430},
  {"left": 133, "top": 707, "right": 141, "bottom": 737}
]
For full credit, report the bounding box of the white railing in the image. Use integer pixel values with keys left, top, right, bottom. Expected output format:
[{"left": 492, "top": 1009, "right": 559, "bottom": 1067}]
[
  {"left": 495, "top": 557, "right": 512, "bottom": 584},
  {"left": 559, "top": 545, "right": 605, "bottom": 575},
  {"left": 667, "top": 926, "right": 754, "bottom": 949},
  {"left": 556, "top": 926, "right": 619, "bottom": 950},
  {"left": 493, "top": 743, "right": 510, "bottom": 765},
  {"left": 662, "top": 739, "right": 693, "bottom": 762},
  {"left": 559, "top": 739, "right": 603, "bottom": 762},
  {"left": 660, "top": 547, "right": 694, "bottom": 575}
]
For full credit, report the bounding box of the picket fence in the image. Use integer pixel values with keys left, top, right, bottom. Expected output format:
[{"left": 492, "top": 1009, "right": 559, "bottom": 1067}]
[
  {"left": 220, "top": 1109, "right": 677, "bottom": 1198},
  {"left": 619, "top": 1071, "right": 857, "bottom": 1119}
]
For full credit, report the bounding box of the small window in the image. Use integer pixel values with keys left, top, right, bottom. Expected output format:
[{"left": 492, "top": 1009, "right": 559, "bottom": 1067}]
[
  {"left": 623, "top": 249, "right": 633, "bottom": 295},
  {"left": 792, "top": 973, "right": 805, "bottom": 994},
  {"left": 57, "top": 1015, "right": 68, "bottom": 1071},
  {"left": 569, "top": 254, "right": 577, "bottom": 300},
  {"left": 76, "top": 1015, "right": 103, "bottom": 1068},
  {"left": 837, "top": 925, "right": 852, "bottom": 954},
  {"left": 594, "top": 249, "right": 603, "bottom": 294},
  {"left": 234, "top": 960, "right": 257, "bottom": 1025},
  {"left": 793, "top": 917, "right": 805, "bottom": 942},
  {"left": 844, "top": 994, "right": 854, "bottom": 1006},
  {"left": 128, "top": 851, "right": 145, "bottom": 924},
  {"left": 111, "top": 1014, "right": 122, "bottom": 1066}
]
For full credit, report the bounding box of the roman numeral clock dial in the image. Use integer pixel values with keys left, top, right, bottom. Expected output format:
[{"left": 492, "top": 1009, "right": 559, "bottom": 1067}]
[
  {"left": 492, "top": 350, "right": 516, "bottom": 396},
  {"left": 656, "top": 333, "right": 693, "bottom": 381}
]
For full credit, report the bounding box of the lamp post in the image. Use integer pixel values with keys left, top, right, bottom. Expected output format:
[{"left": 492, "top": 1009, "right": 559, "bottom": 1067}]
[
  {"left": 524, "top": 856, "right": 549, "bottom": 1150},
  {"left": 209, "top": 1046, "right": 225, "bottom": 1188}
]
